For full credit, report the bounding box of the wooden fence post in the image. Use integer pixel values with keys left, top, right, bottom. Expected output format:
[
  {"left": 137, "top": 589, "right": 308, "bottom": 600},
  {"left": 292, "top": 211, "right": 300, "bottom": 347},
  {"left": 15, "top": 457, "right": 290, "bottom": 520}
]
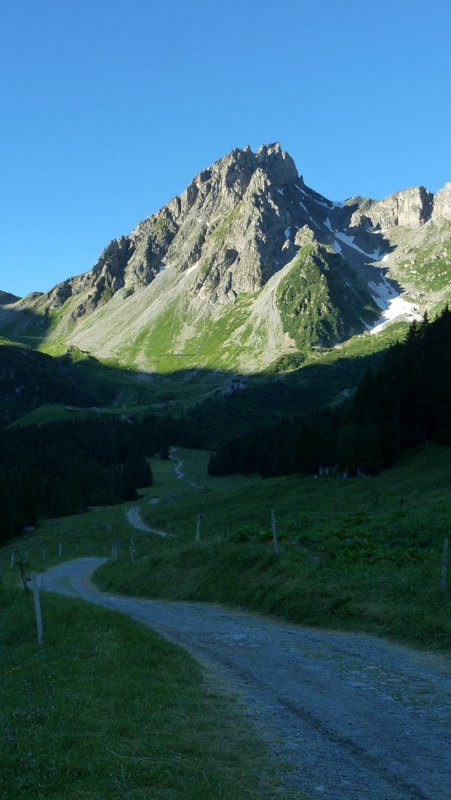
[
  {"left": 31, "top": 572, "right": 44, "bottom": 646},
  {"left": 195, "top": 515, "right": 201, "bottom": 544},
  {"left": 17, "top": 558, "right": 29, "bottom": 592},
  {"left": 271, "top": 510, "right": 280, "bottom": 554},
  {"left": 440, "top": 537, "right": 449, "bottom": 594}
]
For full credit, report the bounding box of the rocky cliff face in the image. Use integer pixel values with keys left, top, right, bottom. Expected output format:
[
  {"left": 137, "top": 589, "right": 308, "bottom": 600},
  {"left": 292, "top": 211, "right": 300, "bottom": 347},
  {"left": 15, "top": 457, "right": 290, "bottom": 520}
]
[
  {"left": 43, "top": 143, "right": 305, "bottom": 314},
  {"left": 14, "top": 143, "right": 451, "bottom": 317},
  {"left": 348, "top": 186, "right": 434, "bottom": 230},
  {"left": 432, "top": 182, "right": 451, "bottom": 220}
]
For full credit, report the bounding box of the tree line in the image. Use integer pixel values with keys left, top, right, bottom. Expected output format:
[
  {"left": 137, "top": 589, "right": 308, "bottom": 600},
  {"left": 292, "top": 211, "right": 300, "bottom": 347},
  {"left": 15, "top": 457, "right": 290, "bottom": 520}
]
[
  {"left": 0, "top": 413, "right": 199, "bottom": 544},
  {"left": 208, "top": 307, "right": 451, "bottom": 478}
]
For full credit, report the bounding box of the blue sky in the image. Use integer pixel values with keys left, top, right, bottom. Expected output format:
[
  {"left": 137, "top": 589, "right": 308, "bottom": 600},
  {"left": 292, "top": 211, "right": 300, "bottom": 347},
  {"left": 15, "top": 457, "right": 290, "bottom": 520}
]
[{"left": 1, "top": 0, "right": 450, "bottom": 297}]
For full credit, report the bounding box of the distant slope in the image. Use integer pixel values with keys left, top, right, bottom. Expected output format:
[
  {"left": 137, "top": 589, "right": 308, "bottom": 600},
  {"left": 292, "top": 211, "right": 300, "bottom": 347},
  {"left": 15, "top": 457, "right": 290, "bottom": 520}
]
[
  {"left": 0, "top": 340, "right": 119, "bottom": 424},
  {"left": 0, "top": 290, "right": 21, "bottom": 305}
]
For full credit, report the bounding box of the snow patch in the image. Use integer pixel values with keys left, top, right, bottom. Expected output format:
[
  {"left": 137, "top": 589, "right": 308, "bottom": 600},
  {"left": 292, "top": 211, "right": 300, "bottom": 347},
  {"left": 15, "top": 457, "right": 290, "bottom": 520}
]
[
  {"left": 335, "top": 231, "right": 381, "bottom": 260},
  {"left": 369, "top": 275, "right": 421, "bottom": 334},
  {"left": 324, "top": 218, "right": 344, "bottom": 257},
  {"left": 369, "top": 277, "right": 396, "bottom": 310},
  {"left": 326, "top": 218, "right": 389, "bottom": 262}
]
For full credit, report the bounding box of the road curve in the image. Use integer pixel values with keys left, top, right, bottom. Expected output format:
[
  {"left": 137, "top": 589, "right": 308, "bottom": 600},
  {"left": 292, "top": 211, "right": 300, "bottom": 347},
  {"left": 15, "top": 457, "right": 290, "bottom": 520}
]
[
  {"left": 42, "top": 558, "right": 451, "bottom": 800},
  {"left": 126, "top": 506, "right": 171, "bottom": 537},
  {"left": 168, "top": 446, "right": 202, "bottom": 488}
]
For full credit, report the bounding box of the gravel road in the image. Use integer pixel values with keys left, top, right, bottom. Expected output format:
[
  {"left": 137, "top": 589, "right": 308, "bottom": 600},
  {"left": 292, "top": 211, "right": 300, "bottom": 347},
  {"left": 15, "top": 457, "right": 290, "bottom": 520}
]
[
  {"left": 126, "top": 506, "right": 170, "bottom": 537},
  {"left": 42, "top": 558, "right": 451, "bottom": 800},
  {"left": 169, "top": 446, "right": 202, "bottom": 488}
]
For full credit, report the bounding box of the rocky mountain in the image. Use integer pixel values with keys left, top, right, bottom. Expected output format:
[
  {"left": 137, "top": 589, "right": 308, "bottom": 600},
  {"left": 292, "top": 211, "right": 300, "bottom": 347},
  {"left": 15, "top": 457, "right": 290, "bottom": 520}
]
[{"left": 0, "top": 144, "right": 450, "bottom": 379}]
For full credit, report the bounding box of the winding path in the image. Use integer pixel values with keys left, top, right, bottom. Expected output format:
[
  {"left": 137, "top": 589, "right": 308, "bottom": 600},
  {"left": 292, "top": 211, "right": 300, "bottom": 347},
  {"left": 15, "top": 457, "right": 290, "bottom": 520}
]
[
  {"left": 126, "top": 506, "right": 171, "bottom": 537},
  {"left": 168, "top": 446, "right": 202, "bottom": 488},
  {"left": 42, "top": 558, "right": 451, "bottom": 800},
  {"left": 126, "top": 447, "right": 200, "bottom": 536}
]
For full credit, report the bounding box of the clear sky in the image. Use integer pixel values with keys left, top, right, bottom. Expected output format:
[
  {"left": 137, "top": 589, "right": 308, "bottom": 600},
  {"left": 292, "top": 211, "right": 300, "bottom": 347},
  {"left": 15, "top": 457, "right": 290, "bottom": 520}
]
[{"left": 1, "top": 0, "right": 450, "bottom": 297}]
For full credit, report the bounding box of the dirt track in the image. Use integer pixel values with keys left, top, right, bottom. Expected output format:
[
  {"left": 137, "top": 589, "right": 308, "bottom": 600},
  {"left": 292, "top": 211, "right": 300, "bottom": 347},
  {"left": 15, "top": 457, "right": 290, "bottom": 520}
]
[
  {"left": 126, "top": 505, "right": 170, "bottom": 537},
  {"left": 42, "top": 558, "right": 451, "bottom": 800}
]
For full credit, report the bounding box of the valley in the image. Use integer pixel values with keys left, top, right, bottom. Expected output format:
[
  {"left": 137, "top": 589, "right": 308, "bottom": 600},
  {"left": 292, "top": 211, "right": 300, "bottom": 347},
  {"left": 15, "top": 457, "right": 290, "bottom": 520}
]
[{"left": 1, "top": 143, "right": 450, "bottom": 800}]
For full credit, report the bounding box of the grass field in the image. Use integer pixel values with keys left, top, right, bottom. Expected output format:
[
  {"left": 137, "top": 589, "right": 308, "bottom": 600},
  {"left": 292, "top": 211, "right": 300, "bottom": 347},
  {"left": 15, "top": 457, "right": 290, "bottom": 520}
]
[
  {"left": 96, "top": 446, "right": 451, "bottom": 652},
  {"left": 2, "top": 442, "right": 449, "bottom": 797},
  {"left": 4, "top": 444, "right": 450, "bottom": 654},
  {"left": 0, "top": 588, "right": 282, "bottom": 800}
]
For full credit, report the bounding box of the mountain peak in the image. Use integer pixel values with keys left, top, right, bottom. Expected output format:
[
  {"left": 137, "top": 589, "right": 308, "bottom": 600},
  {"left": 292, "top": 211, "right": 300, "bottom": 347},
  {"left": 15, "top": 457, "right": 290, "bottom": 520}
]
[
  {"left": 255, "top": 142, "right": 298, "bottom": 187},
  {"left": 190, "top": 142, "right": 299, "bottom": 194},
  {"left": 3, "top": 144, "right": 449, "bottom": 377}
]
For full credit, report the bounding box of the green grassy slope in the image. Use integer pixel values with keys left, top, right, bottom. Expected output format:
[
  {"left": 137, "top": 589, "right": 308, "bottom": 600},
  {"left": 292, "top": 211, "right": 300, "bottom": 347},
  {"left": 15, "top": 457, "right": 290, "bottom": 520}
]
[
  {"left": 0, "top": 290, "right": 21, "bottom": 305},
  {"left": 0, "top": 588, "right": 281, "bottom": 800},
  {"left": 6, "top": 445, "right": 450, "bottom": 653},
  {"left": 93, "top": 447, "right": 451, "bottom": 652},
  {"left": 4, "top": 310, "right": 409, "bottom": 430},
  {"left": 0, "top": 247, "right": 399, "bottom": 383},
  {"left": 0, "top": 339, "right": 99, "bottom": 425},
  {"left": 276, "top": 244, "right": 377, "bottom": 349}
]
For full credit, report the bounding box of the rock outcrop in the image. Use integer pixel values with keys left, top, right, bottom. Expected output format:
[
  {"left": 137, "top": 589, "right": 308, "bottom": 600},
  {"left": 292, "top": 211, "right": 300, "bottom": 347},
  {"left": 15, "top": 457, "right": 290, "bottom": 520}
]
[
  {"left": 432, "top": 182, "right": 451, "bottom": 221},
  {"left": 349, "top": 186, "right": 434, "bottom": 231}
]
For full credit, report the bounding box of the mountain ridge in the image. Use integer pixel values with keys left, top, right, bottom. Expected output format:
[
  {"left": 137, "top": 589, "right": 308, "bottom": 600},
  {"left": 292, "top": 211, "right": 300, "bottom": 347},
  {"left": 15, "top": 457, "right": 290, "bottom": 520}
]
[{"left": 1, "top": 143, "right": 450, "bottom": 378}]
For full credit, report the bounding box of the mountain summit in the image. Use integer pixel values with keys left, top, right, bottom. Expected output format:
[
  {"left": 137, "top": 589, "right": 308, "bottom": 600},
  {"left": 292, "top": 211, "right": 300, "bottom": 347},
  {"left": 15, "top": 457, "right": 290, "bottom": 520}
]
[
  {"left": 49, "top": 142, "right": 307, "bottom": 311},
  {"left": 0, "top": 145, "right": 450, "bottom": 375}
]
